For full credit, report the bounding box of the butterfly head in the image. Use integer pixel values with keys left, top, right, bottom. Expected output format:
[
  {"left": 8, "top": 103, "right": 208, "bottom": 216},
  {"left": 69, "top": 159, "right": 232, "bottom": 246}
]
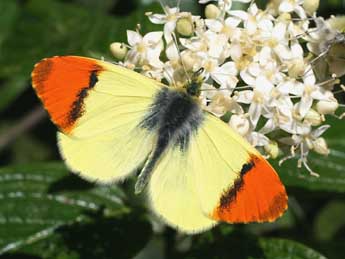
[{"left": 185, "top": 68, "right": 204, "bottom": 97}]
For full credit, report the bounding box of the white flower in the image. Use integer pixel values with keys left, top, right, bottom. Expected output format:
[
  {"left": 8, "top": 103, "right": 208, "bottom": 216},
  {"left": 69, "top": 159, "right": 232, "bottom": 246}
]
[
  {"left": 279, "top": 103, "right": 312, "bottom": 135},
  {"left": 247, "top": 131, "right": 270, "bottom": 147},
  {"left": 240, "top": 47, "right": 285, "bottom": 86},
  {"left": 147, "top": 7, "right": 193, "bottom": 60},
  {"left": 180, "top": 30, "right": 231, "bottom": 62},
  {"left": 199, "top": 0, "right": 251, "bottom": 13},
  {"left": 235, "top": 76, "right": 274, "bottom": 127},
  {"left": 203, "top": 61, "right": 239, "bottom": 91},
  {"left": 126, "top": 30, "right": 163, "bottom": 68},
  {"left": 205, "top": 16, "right": 242, "bottom": 40},
  {"left": 279, "top": 0, "right": 306, "bottom": 18},
  {"left": 262, "top": 21, "right": 291, "bottom": 61},
  {"left": 113, "top": 0, "right": 343, "bottom": 176},
  {"left": 279, "top": 125, "right": 330, "bottom": 176},
  {"left": 229, "top": 113, "right": 250, "bottom": 136},
  {"left": 147, "top": 7, "right": 181, "bottom": 41},
  {"left": 207, "top": 93, "right": 240, "bottom": 117},
  {"left": 283, "top": 68, "right": 330, "bottom": 117},
  {"left": 230, "top": 4, "right": 274, "bottom": 35}
]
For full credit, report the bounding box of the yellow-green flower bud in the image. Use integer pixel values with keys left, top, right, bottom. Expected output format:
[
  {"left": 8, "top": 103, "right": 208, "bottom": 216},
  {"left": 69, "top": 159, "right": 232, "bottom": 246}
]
[
  {"left": 288, "top": 58, "right": 306, "bottom": 78},
  {"left": 278, "top": 13, "right": 292, "bottom": 23},
  {"left": 303, "top": 0, "right": 320, "bottom": 16},
  {"left": 110, "top": 42, "right": 128, "bottom": 60},
  {"left": 313, "top": 137, "right": 330, "bottom": 156},
  {"left": 304, "top": 109, "right": 323, "bottom": 126},
  {"left": 327, "top": 15, "right": 345, "bottom": 32},
  {"left": 264, "top": 141, "right": 279, "bottom": 159},
  {"left": 316, "top": 98, "right": 339, "bottom": 115},
  {"left": 176, "top": 17, "right": 194, "bottom": 37},
  {"left": 181, "top": 51, "right": 197, "bottom": 71},
  {"left": 205, "top": 4, "right": 221, "bottom": 19}
]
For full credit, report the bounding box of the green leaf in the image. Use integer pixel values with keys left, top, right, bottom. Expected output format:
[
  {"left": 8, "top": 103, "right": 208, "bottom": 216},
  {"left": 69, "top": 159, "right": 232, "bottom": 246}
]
[
  {"left": 184, "top": 231, "right": 327, "bottom": 259},
  {"left": 0, "top": 162, "right": 137, "bottom": 256},
  {"left": 259, "top": 238, "right": 327, "bottom": 259},
  {"left": 0, "top": 0, "right": 160, "bottom": 78},
  {"left": 0, "top": 0, "right": 19, "bottom": 48},
  {"left": 0, "top": 76, "right": 27, "bottom": 113},
  {"left": 0, "top": 1, "right": 21, "bottom": 112},
  {"left": 314, "top": 200, "right": 345, "bottom": 241},
  {"left": 274, "top": 118, "right": 345, "bottom": 193}
]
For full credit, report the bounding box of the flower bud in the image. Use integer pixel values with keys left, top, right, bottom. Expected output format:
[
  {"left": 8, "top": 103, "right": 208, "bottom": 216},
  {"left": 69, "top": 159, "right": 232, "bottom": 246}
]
[
  {"left": 264, "top": 141, "right": 279, "bottom": 159},
  {"left": 313, "top": 137, "right": 330, "bottom": 156},
  {"left": 181, "top": 51, "right": 197, "bottom": 71},
  {"left": 176, "top": 17, "right": 194, "bottom": 37},
  {"left": 205, "top": 4, "right": 221, "bottom": 19},
  {"left": 303, "top": 0, "right": 320, "bottom": 16},
  {"left": 229, "top": 114, "right": 250, "bottom": 136},
  {"left": 110, "top": 42, "right": 128, "bottom": 60},
  {"left": 304, "top": 109, "right": 323, "bottom": 126},
  {"left": 327, "top": 15, "right": 345, "bottom": 32},
  {"left": 278, "top": 13, "right": 292, "bottom": 23},
  {"left": 316, "top": 98, "right": 339, "bottom": 115},
  {"left": 288, "top": 58, "right": 306, "bottom": 78}
]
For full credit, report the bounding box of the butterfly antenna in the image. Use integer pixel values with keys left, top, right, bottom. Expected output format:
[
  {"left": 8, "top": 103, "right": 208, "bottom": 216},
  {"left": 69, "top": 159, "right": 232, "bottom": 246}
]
[
  {"left": 163, "top": 66, "right": 178, "bottom": 87},
  {"left": 171, "top": 33, "right": 192, "bottom": 83},
  {"left": 158, "top": 0, "right": 169, "bottom": 14},
  {"left": 177, "top": 0, "right": 181, "bottom": 9},
  {"left": 300, "top": 47, "right": 330, "bottom": 77}
]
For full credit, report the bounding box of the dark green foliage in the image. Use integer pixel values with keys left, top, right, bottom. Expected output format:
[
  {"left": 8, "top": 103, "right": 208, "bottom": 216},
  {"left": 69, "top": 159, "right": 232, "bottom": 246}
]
[{"left": 0, "top": 0, "right": 344, "bottom": 258}]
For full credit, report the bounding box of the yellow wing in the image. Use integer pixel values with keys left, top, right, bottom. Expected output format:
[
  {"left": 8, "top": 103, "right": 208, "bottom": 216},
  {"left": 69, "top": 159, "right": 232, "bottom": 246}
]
[
  {"left": 32, "top": 56, "right": 161, "bottom": 182},
  {"left": 149, "top": 113, "right": 288, "bottom": 233},
  {"left": 148, "top": 144, "right": 217, "bottom": 233}
]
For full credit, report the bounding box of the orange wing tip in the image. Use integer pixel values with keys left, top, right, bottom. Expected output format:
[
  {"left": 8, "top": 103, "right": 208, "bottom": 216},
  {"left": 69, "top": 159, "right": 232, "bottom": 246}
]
[
  {"left": 31, "top": 56, "right": 103, "bottom": 133},
  {"left": 211, "top": 155, "right": 288, "bottom": 223}
]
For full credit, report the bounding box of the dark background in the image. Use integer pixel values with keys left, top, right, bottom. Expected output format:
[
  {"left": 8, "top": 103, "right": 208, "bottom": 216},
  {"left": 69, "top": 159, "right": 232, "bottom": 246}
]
[{"left": 0, "top": 0, "right": 345, "bottom": 258}]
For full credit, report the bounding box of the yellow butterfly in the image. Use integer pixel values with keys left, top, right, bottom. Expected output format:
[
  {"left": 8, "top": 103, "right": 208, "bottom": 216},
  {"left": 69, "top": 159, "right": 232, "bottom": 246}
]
[{"left": 32, "top": 56, "right": 288, "bottom": 234}]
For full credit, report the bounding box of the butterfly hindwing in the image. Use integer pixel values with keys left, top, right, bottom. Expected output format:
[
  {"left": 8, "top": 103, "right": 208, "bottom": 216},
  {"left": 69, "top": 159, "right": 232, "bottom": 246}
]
[
  {"left": 199, "top": 115, "right": 288, "bottom": 223},
  {"left": 32, "top": 56, "right": 161, "bottom": 182},
  {"left": 149, "top": 113, "right": 287, "bottom": 233},
  {"left": 148, "top": 145, "right": 217, "bottom": 233}
]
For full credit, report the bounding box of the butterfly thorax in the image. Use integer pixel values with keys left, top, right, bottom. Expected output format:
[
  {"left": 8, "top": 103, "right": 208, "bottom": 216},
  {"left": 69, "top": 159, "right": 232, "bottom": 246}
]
[
  {"left": 184, "top": 70, "right": 204, "bottom": 97},
  {"left": 186, "top": 80, "right": 202, "bottom": 97},
  {"left": 140, "top": 87, "right": 204, "bottom": 149}
]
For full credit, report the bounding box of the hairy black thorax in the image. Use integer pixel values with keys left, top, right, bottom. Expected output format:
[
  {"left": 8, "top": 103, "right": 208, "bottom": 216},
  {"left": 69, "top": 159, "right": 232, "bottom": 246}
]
[{"left": 140, "top": 87, "right": 203, "bottom": 150}]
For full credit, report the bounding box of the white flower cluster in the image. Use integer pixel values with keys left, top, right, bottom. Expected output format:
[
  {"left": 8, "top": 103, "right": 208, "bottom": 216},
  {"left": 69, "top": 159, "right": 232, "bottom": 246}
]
[{"left": 110, "top": 0, "right": 345, "bottom": 176}]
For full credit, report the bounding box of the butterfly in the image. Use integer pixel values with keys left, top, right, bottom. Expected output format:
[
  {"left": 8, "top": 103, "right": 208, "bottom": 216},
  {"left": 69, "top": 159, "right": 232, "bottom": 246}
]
[{"left": 31, "top": 56, "right": 288, "bottom": 234}]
